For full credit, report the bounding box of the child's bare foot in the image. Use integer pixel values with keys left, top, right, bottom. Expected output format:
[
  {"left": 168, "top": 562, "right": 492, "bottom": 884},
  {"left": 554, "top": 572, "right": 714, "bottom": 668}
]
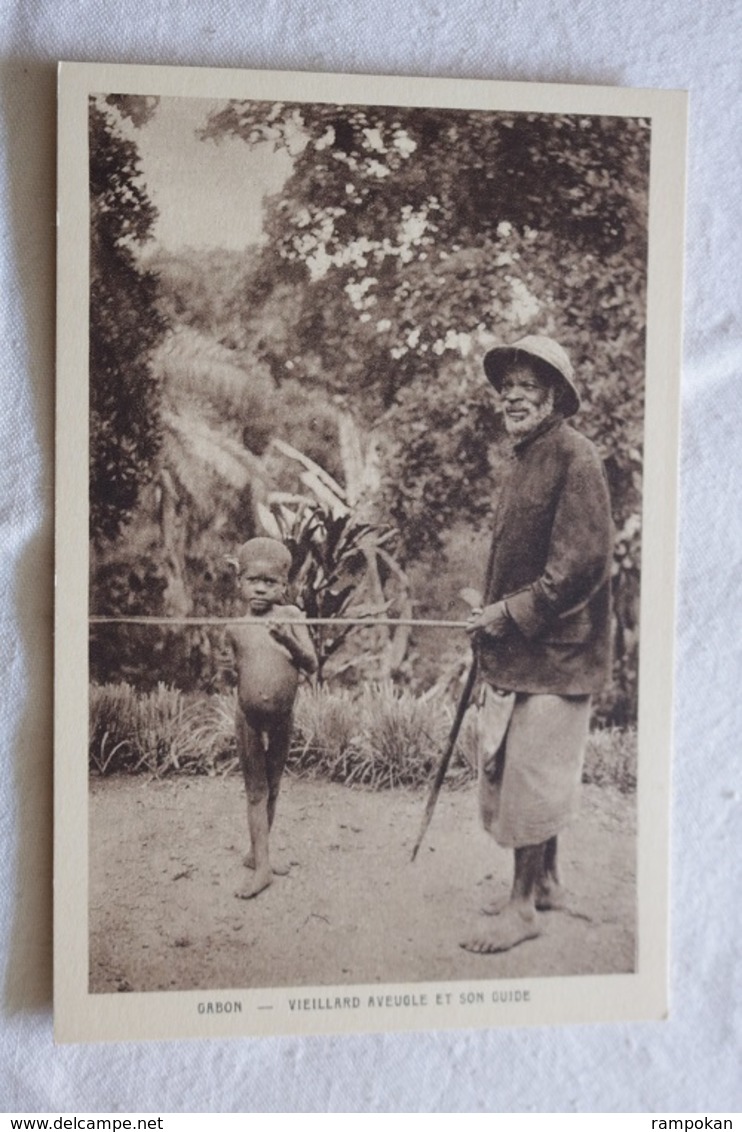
[
  {"left": 460, "top": 904, "right": 541, "bottom": 953},
  {"left": 242, "top": 850, "right": 290, "bottom": 876},
  {"left": 235, "top": 869, "right": 273, "bottom": 900}
]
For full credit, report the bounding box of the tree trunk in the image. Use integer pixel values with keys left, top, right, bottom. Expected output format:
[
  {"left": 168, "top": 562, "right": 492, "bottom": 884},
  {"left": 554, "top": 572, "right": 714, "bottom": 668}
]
[{"left": 158, "top": 468, "right": 189, "bottom": 619}]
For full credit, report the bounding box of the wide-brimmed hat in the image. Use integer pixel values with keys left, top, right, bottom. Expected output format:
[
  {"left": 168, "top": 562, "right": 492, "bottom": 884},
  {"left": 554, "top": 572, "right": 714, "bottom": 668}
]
[{"left": 483, "top": 335, "right": 580, "bottom": 418}]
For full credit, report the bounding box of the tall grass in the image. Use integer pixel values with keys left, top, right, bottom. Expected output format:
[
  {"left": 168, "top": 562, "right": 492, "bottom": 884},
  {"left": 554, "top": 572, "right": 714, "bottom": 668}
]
[
  {"left": 291, "top": 686, "right": 359, "bottom": 778},
  {"left": 582, "top": 727, "right": 637, "bottom": 793},
  {"left": 292, "top": 682, "right": 451, "bottom": 789},
  {"left": 90, "top": 682, "right": 187, "bottom": 775},
  {"left": 89, "top": 681, "right": 637, "bottom": 792},
  {"left": 89, "top": 682, "right": 235, "bottom": 777}
]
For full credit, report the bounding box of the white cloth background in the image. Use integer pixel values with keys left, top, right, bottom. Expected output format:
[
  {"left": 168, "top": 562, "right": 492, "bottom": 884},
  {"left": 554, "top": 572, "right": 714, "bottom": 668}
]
[{"left": 1, "top": 0, "right": 740, "bottom": 1113}]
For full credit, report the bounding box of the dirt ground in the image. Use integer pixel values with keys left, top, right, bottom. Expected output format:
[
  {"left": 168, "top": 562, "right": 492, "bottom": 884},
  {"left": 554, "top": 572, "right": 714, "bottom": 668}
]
[{"left": 88, "top": 774, "right": 636, "bottom": 993}]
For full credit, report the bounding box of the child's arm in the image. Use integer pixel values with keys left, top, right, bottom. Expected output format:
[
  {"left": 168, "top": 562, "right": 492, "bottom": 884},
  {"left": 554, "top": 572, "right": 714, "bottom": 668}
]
[{"left": 267, "top": 607, "right": 318, "bottom": 675}]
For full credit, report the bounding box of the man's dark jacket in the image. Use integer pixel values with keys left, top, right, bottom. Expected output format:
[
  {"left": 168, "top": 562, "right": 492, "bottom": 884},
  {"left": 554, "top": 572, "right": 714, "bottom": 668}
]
[{"left": 479, "top": 415, "right": 614, "bottom": 695}]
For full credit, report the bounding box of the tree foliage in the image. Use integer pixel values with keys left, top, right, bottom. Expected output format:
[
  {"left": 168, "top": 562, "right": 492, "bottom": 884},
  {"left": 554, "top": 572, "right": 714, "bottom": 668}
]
[
  {"left": 144, "top": 245, "right": 261, "bottom": 349},
  {"left": 267, "top": 500, "right": 399, "bottom": 681},
  {"left": 89, "top": 96, "right": 167, "bottom": 543},
  {"left": 203, "top": 102, "right": 648, "bottom": 522},
  {"left": 203, "top": 100, "right": 650, "bottom": 722}
]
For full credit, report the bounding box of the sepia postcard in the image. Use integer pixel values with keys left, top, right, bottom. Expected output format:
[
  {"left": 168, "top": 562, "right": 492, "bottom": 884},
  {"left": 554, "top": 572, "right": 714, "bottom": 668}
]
[{"left": 55, "top": 61, "right": 687, "bottom": 1042}]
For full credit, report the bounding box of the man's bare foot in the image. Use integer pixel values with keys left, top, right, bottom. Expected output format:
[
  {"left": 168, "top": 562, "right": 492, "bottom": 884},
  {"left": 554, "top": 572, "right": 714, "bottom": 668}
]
[
  {"left": 461, "top": 904, "right": 541, "bottom": 953},
  {"left": 484, "top": 880, "right": 566, "bottom": 915},
  {"left": 235, "top": 870, "right": 273, "bottom": 900},
  {"left": 243, "top": 850, "right": 289, "bottom": 876},
  {"left": 535, "top": 877, "right": 566, "bottom": 910}
]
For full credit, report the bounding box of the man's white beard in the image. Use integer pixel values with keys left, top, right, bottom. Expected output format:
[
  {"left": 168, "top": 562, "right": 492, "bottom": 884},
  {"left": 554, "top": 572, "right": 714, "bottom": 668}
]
[{"left": 503, "top": 388, "right": 556, "bottom": 438}]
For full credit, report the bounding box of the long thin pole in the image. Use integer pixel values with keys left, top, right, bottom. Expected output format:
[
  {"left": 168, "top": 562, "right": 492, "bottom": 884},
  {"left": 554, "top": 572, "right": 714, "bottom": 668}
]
[
  {"left": 88, "top": 616, "right": 471, "bottom": 629},
  {"left": 409, "top": 527, "right": 499, "bottom": 860},
  {"left": 410, "top": 657, "right": 478, "bottom": 862}
]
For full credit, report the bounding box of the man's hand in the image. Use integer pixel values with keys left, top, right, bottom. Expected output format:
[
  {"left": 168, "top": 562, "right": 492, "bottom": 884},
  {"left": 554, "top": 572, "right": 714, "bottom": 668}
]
[{"left": 466, "top": 601, "right": 511, "bottom": 641}]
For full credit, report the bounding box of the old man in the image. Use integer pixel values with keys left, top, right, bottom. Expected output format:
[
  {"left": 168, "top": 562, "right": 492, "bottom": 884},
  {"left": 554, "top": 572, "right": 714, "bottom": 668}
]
[{"left": 462, "top": 335, "right": 614, "bottom": 954}]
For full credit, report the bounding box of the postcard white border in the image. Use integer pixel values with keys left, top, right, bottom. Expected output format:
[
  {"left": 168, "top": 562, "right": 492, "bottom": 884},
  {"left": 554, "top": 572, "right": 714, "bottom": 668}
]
[{"left": 55, "top": 60, "right": 686, "bottom": 1043}]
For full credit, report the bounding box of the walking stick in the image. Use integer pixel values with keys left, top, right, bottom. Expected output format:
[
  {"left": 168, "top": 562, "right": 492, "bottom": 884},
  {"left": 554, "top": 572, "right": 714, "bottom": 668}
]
[
  {"left": 409, "top": 527, "right": 501, "bottom": 862},
  {"left": 410, "top": 652, "right": 479, "bottom": 861}
]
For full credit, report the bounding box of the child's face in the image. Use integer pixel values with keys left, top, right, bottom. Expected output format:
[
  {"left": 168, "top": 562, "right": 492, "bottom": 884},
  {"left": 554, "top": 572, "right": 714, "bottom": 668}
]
[{"left": 240, "top": 559, "right": 287, "bottom": 613}]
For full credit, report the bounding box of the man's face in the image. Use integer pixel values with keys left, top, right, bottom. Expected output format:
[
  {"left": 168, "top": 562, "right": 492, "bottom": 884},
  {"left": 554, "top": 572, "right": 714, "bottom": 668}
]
[
  {"left": 240, "top": 560, "right": 286, "bottom": 613},
  {"left": 499, "top": 363, "right": 555, "bottom": 437}
]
